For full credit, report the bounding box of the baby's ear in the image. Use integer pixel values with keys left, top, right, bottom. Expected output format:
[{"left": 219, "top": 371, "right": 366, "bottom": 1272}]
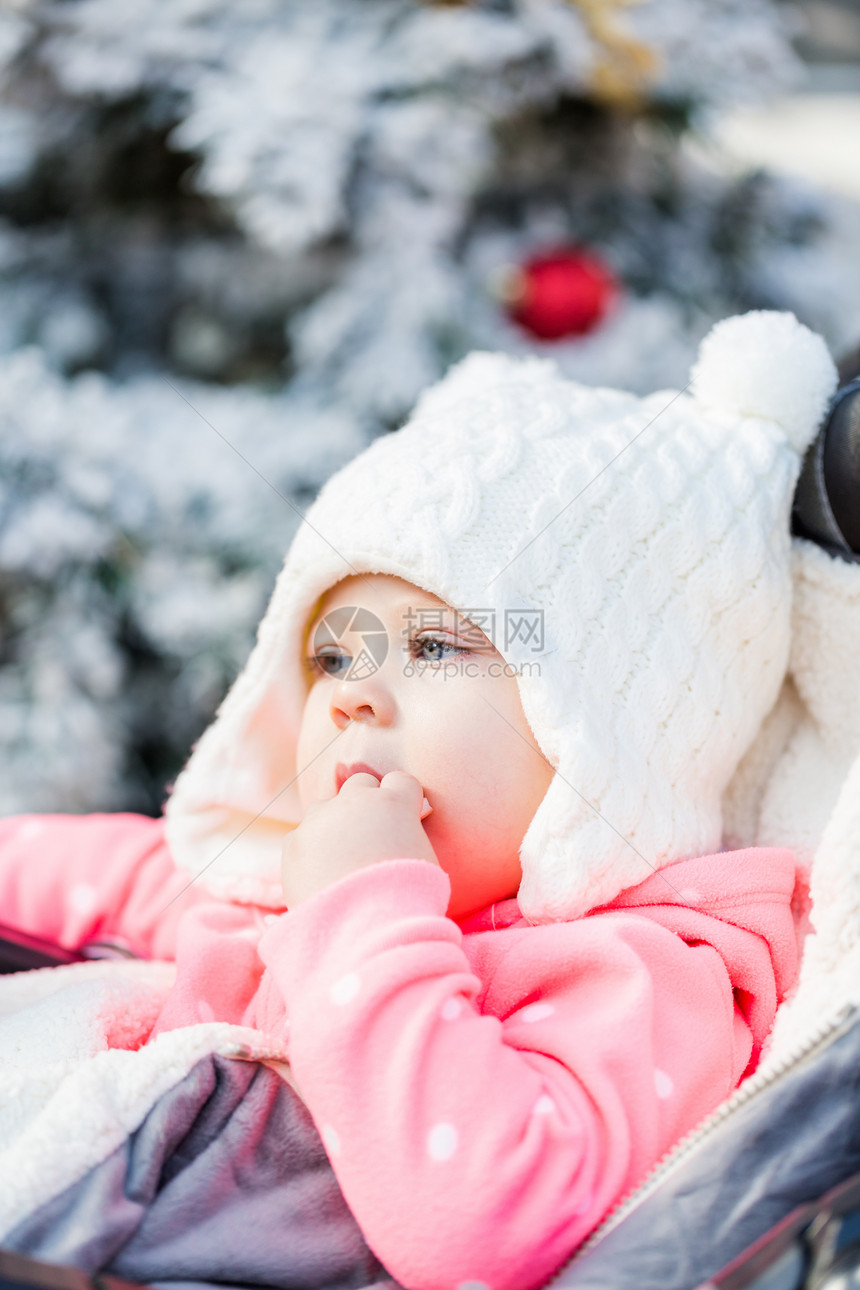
[{"left": 690, "top": 311, "right": 838, "bottom": 456}]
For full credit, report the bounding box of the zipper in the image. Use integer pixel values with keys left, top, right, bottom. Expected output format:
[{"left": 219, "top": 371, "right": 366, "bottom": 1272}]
[
  {"left": 540, "top": 1002, "right": 859, "bottom": 1287},
  {"left": 222, "top": 1036, "right": 291, "bottom": 1063}
]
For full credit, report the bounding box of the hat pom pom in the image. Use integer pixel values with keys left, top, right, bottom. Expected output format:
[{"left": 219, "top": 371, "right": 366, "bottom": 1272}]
[
  {"left": 413, "top": 351, "right": 559, "bottom": 423},
  {"left": 690, "top": 311, "right": 837, "bottom": 455}
]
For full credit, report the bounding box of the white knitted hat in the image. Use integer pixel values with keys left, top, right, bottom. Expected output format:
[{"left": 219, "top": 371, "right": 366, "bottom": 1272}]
[{"left": 165, "top": 311, "right": 837, "bottom": 921}]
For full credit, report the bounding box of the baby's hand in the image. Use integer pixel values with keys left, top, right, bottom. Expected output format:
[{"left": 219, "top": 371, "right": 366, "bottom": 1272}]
[{"left": 281, "top": 771, "right": 439, "bottom": 907}]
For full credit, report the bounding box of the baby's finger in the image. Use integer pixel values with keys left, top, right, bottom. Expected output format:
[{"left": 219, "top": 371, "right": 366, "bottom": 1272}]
[
  {"left": 379, "top": 770, "right": 430, "bottom": 817},
  {"left": 337, "top": 771, "right": 380, "bottom": 794}
]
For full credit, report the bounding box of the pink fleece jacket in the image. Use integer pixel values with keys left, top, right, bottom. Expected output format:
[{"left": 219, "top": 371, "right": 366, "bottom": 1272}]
[{"left": 0, "top": 812, "right": 799, "bottom": 1290}]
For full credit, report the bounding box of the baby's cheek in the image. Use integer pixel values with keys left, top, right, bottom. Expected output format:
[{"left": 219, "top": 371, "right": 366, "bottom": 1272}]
[{"left": 295, "top": 699, "right": 327, "bottom": 807}]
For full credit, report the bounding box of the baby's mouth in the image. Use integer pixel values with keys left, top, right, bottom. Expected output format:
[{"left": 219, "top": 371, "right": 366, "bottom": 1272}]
[
  {"left": 332, "top": 762, "right": 433, "bottom": 819},
  {"left": 334, "top": 761, "right": 385, "bottom": 791}
]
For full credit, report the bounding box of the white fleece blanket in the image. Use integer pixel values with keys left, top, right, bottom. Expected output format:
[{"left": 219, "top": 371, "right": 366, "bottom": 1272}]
[
  {"left": 766, "top": 749, "right": 860, "bottom": 1064},
  {"left": 0, "top": 958, "right": 282, "bottom": 1242}
]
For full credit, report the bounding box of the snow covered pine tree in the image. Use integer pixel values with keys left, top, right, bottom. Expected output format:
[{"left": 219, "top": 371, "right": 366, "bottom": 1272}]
[{"left": 0, "top": 0, "right": 857, "bottom": 814}]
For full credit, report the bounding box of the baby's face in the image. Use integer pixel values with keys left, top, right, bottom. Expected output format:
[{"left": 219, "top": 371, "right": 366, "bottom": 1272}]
[{"left": 296, "top": 574, "right": 554, "bottom": 919}]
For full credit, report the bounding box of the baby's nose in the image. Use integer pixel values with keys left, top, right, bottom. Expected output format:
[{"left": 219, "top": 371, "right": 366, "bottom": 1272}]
[{"left": 330, "top": 674, "right": 395, "bottom": 727}]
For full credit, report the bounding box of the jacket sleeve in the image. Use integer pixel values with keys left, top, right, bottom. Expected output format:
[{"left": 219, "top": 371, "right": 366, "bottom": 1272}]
[
  {"left": 0, "top": 812, "right": 208, "bottom": 959},
  {"left": 258, "top": 859, "right": 750, "bottom": 1290}
]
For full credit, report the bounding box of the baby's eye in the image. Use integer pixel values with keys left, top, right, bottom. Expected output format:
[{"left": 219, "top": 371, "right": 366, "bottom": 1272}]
[
  {"left": 306, "top": 647, "right": 351, "bottom": 678},
  {"left": 410, "top": 635, "right": 468, "bottom": 664}
]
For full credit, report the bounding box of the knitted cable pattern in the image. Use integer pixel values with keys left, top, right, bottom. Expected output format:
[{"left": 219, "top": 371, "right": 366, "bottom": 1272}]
[{"left": 165, "top": 311, "right": 837, "bottom": 920}]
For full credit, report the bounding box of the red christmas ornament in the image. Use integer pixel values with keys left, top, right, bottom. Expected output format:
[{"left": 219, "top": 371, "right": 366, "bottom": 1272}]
[{"left": 500, "top": 247, "right": 618, "bottom": 341}]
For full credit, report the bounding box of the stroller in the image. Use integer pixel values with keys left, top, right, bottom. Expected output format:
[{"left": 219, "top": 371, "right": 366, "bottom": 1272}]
[{"left": 1, "top": 381, "right": 859, "bottom": 1290}]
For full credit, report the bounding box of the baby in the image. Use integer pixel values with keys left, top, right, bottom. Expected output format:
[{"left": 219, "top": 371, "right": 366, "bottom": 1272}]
[{"left": 0, "top": 310, "right": 848, "bottom": 1290}]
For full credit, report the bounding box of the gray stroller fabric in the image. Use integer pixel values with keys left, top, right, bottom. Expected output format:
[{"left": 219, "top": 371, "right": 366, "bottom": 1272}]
[
  {"left": 5, "top": 1054, "right": 392, "bottom": 1290},
  {"left": 555, "top": 1007, "right": 860, "bottom": 1289}
]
